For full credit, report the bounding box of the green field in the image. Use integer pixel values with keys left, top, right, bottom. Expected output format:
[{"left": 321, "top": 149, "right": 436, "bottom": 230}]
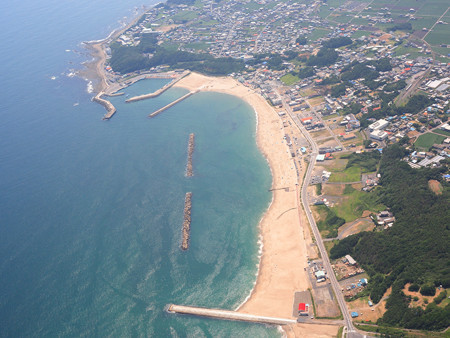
[
  {"left": 308, "top": 28, "right": 331, "bottom": 41},
  {"left": 333, "top": 185, "right": 385, "bottom": 223},
  {"left": 172, "top": 10, "right": 198, "bottom": 23},
  {"left": 433, "top": 129, "right": 450, "bottom": 137},
  {"left": 393, "top": 45, "right": 424, "bottom": 59},
  {"left": 280, "top": 73, "right": 299, "bottom": 85},
  {"left": 351, "top": 30, "right": 373, "bottom": 39},
  {"left": 329, "top": 166, "right": 361, "bottom": 183},
  {"left": 425, "top": 23, "right": 450, "bottom": 45},
  {"left": 411, "top": 17, "right": 438, "bottom": 31},
  {"left": 184, "top": 42, "right": 210, "bottom": 51},
  {"left": 414, "top": 132, "right": 446, "bottom": 150}
]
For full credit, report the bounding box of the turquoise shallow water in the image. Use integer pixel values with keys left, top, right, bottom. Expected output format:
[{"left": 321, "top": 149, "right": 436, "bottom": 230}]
[{"left": 0, "top": 0, "right": 279, "bottom": 336}]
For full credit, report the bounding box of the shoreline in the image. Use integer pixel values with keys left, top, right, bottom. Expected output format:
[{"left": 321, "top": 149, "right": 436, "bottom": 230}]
[
  {"left": 82, "top": 27, "right": 337, "bottom": 333},
  {"left": 173, "top": 73, "right": 337, "bottom": 337}
]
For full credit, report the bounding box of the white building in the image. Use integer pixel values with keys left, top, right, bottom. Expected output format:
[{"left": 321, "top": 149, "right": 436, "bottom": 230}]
[
  {"left": 368, "top": 119, "right": 389, "bottom": 132},
  {"left": 370, "top": 130, "right": 388, "bottom": 141}
]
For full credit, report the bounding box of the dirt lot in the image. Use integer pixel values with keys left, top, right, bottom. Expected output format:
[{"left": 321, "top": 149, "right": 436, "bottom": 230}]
[
  {"left": 428, "top": 179, "right": 443, "bottom": 195},
  {"left": 320, "top": 157, "right": 348, "bottom": 171},
  {"left": 338, "top": 218, "right": 374, "bottom": 239},
  {"left": 311, "top": 284, "right": 341, "bottom": 318},
  {"left": 403, "top": 283, "right": 447, "bottom": 308},
  {"left": 347, "top": 296, "right": 387, "bottom": 323},
  {"left": 332, "top": 260, "right": 365, "bottom": 281},
  {"left": 310, "top": 129, "right": 332, "bottom": 139},
  {"left": 322, "top": 183, "right": 345, "bottom": 196}
]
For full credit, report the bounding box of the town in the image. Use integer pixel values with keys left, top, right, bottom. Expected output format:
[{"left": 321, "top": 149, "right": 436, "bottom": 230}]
[{"left": 102, "top": 0, "right": 450, "bottom": 335}]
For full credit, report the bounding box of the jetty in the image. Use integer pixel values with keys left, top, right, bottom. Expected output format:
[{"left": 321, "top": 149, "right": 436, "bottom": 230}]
[
  {"left": 126, "top": 70, "right": 190, "bottom": 103},
  {"left": 186, "top": 133, "right": 195, "bottom": 177},
  {"left": 93, "top": 92, "right": 116, "bottom": 120},
  {"left": 181, "top": 192, "right": 192, "bottom": 250},
  {"left": 167, "top": 304, "right": 296, "bottom": 326},
  {"left": 148, "top": 90, "right": 197, "bottom": 118}
]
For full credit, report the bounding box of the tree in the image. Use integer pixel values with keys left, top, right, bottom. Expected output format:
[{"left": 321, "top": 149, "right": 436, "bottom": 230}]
[{"left": 296, "top": 36, "right": 307, "bottom": 45}]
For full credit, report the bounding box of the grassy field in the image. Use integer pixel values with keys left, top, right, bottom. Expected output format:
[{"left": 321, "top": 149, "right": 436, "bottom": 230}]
[
  {"left": 414, "top": 133, "right": 446, "bottom": 150},
  {"left": 410, "top": 17, "right": 438, "bottom": 31},
  {"left": 329, "top": 166, "right": 361, "bottom": 183},
  {"left": 308, "top": 28, "right": 331, "bottom": 41},
  {"left": 280, "top": 73, "right": 299, "bottom": 85},
  {"left": 333, "top": 185, "right": 385, "bottom": 223},
  {"left": 184, "top": 42, "right": 210, "bottom": 51},
  {"left": 172, "top": 10, "right": 198, "bottom": 23},
  {"left": 433, "top": 129, "right": 450, "bottom": 137},
  {"left": 322, "top": 113, "right": 339, "bottom": 121},
  {"left": 351, "top": 30, "right": 373, "bottom": 39},
  {"left": 425, "top": 23, "right": 450, "bottom": 46}
]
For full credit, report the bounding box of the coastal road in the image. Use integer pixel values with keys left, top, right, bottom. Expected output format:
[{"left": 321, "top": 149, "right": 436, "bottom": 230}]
[{"left": 279, "top": 95, "right": 363, "bottom": 337}]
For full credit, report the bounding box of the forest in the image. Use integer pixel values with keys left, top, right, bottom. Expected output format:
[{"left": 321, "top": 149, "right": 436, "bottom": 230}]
[
  {"left": 330, "top": 145, "right": 450, "bottom": 331},
  {"left": 109, "top": 43, "right": 245, "bottom": 75}
]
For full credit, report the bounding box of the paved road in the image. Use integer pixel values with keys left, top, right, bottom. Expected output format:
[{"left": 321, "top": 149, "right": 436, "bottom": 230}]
[{"left": 280, "top": 95, "right": 364, "bottom": 337}]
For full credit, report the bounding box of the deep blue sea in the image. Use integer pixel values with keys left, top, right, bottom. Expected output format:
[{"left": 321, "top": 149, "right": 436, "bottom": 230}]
[{"left": 0, "top": 0, "right": 278, "bottom": 336}]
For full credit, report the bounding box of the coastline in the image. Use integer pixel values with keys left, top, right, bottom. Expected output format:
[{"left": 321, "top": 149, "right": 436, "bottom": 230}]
[
  {"left": 174, "top": 73, "right": 337, "bottom": 337},
  {"left": 83, "top": 31, "right": 337, "bottom": 334}
]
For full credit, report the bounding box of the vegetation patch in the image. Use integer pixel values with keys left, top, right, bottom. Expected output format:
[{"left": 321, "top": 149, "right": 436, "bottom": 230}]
[
  {"left": 314, "top": 205, "right": 346, "bottom": 238},
  {"left": 329, "top": 145, "right": 450, "bottom": 331},
  {"left": 280, "top": 73, "right": 299, "bottom": 85},
  {"left": 333, "top": 185, "right": 384, "bottom": 223},
  {"left": 329, "top": 166, "right": 361, "bottom": 183},
  {"left": 414, "top": 133, "right": 445, "bottom": 151}
]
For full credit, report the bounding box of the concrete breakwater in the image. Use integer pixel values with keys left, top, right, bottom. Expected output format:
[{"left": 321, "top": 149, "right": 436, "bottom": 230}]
[
  {"left": 186, "top": 133, "right": 195, "bottom": 177},
  {"left": 93, "top": 92, "right": 116, "bottom": 120},
  {"left": 181, "top": 192, "right": 193, "bottom": 250},
  {"left": 125, "top": 71, "right": 190, "bottom": 103},
  {"left": 148, "top": 90, "right": 197, "bottom": 118},
  {"left": 167, "top": 304, "right": 296, "bottom": 326}
]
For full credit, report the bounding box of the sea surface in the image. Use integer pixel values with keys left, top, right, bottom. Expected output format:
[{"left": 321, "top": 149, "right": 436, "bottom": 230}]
[{"left": 0, "top": 0, "right": 279, "bottom": 336}]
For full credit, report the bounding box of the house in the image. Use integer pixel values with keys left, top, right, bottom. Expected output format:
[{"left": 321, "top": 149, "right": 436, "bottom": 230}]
[
  {"left": 298, "top": 303, "right": 309, "bottom": 316},
  {"left": 342, "top": 133, "right": 356, "bottom": 141},
  {"left": 345, "top": 255, "right": 356, "bottom": 265}
]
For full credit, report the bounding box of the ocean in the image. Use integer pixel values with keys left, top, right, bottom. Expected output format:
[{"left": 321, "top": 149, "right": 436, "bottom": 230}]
[{"left": 0, "top": 0, "right": 279, "bottom": 336}]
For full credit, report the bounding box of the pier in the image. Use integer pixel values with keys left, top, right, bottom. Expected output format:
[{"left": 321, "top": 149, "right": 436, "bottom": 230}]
[
  {"left": 186, "top": 133, "right": 195, "bottom": 177},
  {"left": 167, "top": 304, "right": 296, "bottom": 326},
  {"left": 181, "top": 192, "right": 192, "bottom": 250},
  {"left": 148, "top": 90, "right": 197, "bottom": 118},
  {"left": 93, "top": 92, "right": 116, "bottom": 120},
  {"left": 126, "top": 70, "right": 190, "bottom": 103}
]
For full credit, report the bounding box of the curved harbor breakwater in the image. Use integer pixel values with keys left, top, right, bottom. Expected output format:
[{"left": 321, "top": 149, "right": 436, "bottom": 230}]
[
  {"left": 181, "top": 192, "right": 193, "bottom": 251},
  {"left": 186, "top": 133, "right": 195, "bottom": 177}
]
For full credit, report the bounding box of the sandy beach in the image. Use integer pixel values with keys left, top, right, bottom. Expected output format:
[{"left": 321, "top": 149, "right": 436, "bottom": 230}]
[
  {"left": 85, "top": 32, "right": 337, "bottom": 333},
  {"left": 174, "top": 73, "right": 338, "bottom": 337}
]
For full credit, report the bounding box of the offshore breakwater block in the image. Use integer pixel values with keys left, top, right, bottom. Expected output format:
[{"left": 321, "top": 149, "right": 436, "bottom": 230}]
[{"left": 180, "top": 192, "right": 192, "bottom": 250}]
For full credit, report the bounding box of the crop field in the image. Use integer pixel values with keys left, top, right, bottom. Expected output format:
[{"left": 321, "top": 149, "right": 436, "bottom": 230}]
[
  {"left": 411, "top": 17, "right": 439, "bottom": 31},
  {"left": 416, "top": 2, "right": 449, "bottom": 16},
  {"left": 425, "top": 23, "right": 450, "bottom": 46}
]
